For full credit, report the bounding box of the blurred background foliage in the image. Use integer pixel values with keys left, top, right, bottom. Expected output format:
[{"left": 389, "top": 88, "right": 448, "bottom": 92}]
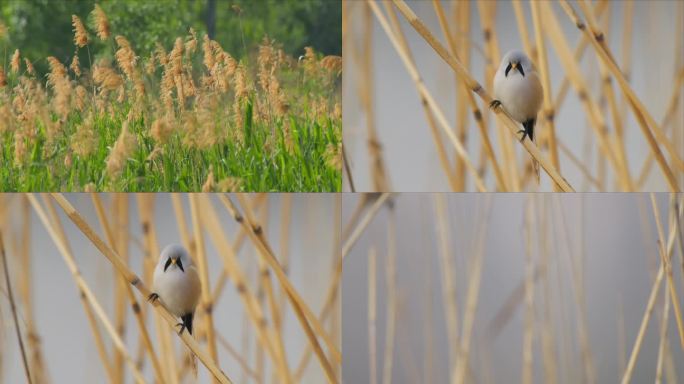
[{"left": 1, "top": 0, "right": 341, "bottom": 75}]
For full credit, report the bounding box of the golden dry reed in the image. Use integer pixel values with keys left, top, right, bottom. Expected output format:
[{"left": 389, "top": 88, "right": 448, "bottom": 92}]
[
  {"left": 343, "top": 193, "right": 684, "bottom": 384},
  {"left": 0, "top": 194, "right": 341, "bottom": 383},
  {"left": 344, "top": 1, "right": 683, "bottom": 192}
]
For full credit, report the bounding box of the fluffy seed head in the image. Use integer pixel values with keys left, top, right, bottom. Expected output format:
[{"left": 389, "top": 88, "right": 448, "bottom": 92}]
[
  {"left": 70, "top": 55, "right": 81, "bottom": 77},
  {"left": 72, "top": 15, "right": 89, "bottom": 47},
  {"left": 0, "top": 67, "right": 6, "bottom": 87},
  {"left": 92, "top": 4, "right": 110, "bottom": 40},
  {"left": 105, "top": 119, "right": 137, "bottom": 179},
  {"left": 10, "top": 49, "right": 20, "bottom": 74},
  {"left": 24, "top": 59, "right": 35, "bottom": 75}
]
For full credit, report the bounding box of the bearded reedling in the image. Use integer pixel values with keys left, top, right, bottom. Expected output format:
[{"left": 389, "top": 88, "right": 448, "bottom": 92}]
[
  {"left": 490, "top": 50, "right": 543, "bottom": 143},
  {"left": 149, "top": 244, "right": 201, "bottom": 335}
]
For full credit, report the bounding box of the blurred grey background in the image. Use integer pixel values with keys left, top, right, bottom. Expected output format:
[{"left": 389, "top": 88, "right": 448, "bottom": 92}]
[
  {"left": 343, "top": 0, "right": 683, "bottom": 192},
  {"left": 342, "top": 193, "right": 683, "bottom": 383},
  {"left": 0, "top": 194, "right": 339, "bottom": 383}
]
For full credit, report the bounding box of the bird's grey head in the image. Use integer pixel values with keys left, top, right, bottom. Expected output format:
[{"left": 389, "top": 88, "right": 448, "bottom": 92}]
[
  {"left": 159, "top": 244, "right": 192, "bottom": 273},
  {"left": 500, "top": 50, "right": 533, "bottom": 78}
]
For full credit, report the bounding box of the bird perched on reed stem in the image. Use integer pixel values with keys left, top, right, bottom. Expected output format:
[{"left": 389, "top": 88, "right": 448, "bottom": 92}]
[
  {"left": 490, "top": 50, "right": 543, "bottom": 143},
  {"left": 149, "top": 244, "right": 201, "bottom": 335}
]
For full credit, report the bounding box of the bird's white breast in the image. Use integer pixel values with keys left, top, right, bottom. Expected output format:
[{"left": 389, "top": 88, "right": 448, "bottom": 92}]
[
  {"left": 152, "top": 264, "right": 201, "bottom": 317},
  {"left": 493, "top": 70, "right": 543, "bottom": 123}
]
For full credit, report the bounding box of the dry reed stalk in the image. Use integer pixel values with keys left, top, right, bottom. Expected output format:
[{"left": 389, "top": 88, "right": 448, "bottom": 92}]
[
  {"left": 556, "top": 140, "right": 602, "bottom": 189},
  {"left": 475, "top": 0, "right": 520, "bottom": 191},
  {"left": 112, "top": 195, "right": 128, "bottom": 384},
  {"left": 433, "top": 195, "right": 459, "bottom": 377},
  {"left": 552, "top": 0, "right": 607, "bottom": 113},
  {"left": 431, "top": 1, "right": 507, "bottom": 191},
  {"left": 342, "top": 144, "right": 356, "bottom": 192},
  {"left": 537, "top": 197, "right": 558, "bottom": 384},
  {"left": 28, "top": 196, "right": 147, "bottom": 384},
  {"left": 530, "top": 1, "right": 560, "bottom": 178},
  {"left": 654, "top": 287, "right": 670, "bottom": 384},
  {"left": 391, "top": 0, "right": 574, "bottom": 192},
  {"left": 38, "top": 195, "right": 117, "bottom": 383},
  {"left": 452, "top": 0, "right": 470, "bottom": 190},
  {"left": 48, "top": 194, "right": 233, "bottom": 384},
  {"left": 342, "top": 193, "right": 391, "bottom": 260},
  {"left": 17, "top": 197, "right": 49, "bottom": 384},
  {"left": 619, "top": 0, "right": 634, "bottom": 125},
  {"left": 386, "top": 1, "right": 458, "bottom": 190},
  {"left": 215, "top": 332, "right": 261, "bottom": 382},
  {"left": 635, "top": 70, "right": 684, "bottom": 189},
  {"left": 382, "top": 211, "right": 397, "bottom": 384},
  {"left": 294, "top": 195, "right": 343, "bottom": 382},
  {"left": 452, "top": 196, "right": 491, "bottom": 384},
  {"left": 342, "top": 194, "right": 370, "bottom": 241},
  {"left": 552, "top": 196, "right": 595, "bottom": 384},
  {"left": 90, "top": 195, "right": 165, "bottom": 384},
  {"left": 485, "top": 267, "right": 543, "bottom": 341},
  {"left": 188, "top": 195, "right": 220, "bottom": 380},
  {"left": 621, "top": 201, "right": 682, "bottom": 384},
  {"left": 247, "top": 196, "right": 293, "bottom": 384},
  {"left": 538, "top": 3, "right": 624, "bottom": 187},
  {"left": 331, "top": 195, "right": 342, "bottom": 381},
  {"left": 649, "top": 194, "right": 684, "bottom": 349},
  {"left": 511, "top": 0, "right": 534, "bottom": 61},
  {"left": 197, "top": 196, "right": 291, "bottom": 382},
  {"left": 675, "top": 199, "right": 684, "bottom": 292},
  {"left": 521, "top": 200, "right": 535, "bottom": 384},
  {"left": 361, "top": 2, "right": 391, "bottom": 192},
  {"left": 423, "top": 247, "right": 433, "bottom": 384},
  {"left": 562, "top": 0, "right": 682, "bottom": 190},
  {"left": 0, "top": 233, "right": 33, "bottom": 384},
  {"left": 369, "top": 2, "right": 487, "bottom": 192},
  {"left": 135, "top": 195, "right": 180, "bottom": 384},
  {"left": 170, "top": 194, "right": 192, "bottom": 251},
  {"left": 211, "top": 195, "right": 266, "bottom": 304},
  {"left": 277, "top": 194, "right": 293, "bottom": 334},
  {"left": 596, "top": 3, "right": 633, "bottom": 191},
  {"left": 368, "top": 246, "right": 377, "bottom": 384},
  {"left": 225, "top": 195, "right": 339, "bottom": 383}
]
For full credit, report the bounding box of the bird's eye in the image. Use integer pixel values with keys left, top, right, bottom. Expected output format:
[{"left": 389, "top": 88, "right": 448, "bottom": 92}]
[
  {"left": 517, "top": 62, "right": 525, "bottom": 77},
  {"left": 177, "top": 258, "right": 184, "bottom": 272},
  {"left": 505, "top": 62, "right": 512, "bottom": 77},
  {"left": 164, "top": 257, "right": 172, "bottom": 272}
]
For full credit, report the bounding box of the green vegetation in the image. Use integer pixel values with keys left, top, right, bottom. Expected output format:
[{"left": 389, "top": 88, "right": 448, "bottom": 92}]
[{"left": 0, "top": 2, "right": 342, "bottom": 192}]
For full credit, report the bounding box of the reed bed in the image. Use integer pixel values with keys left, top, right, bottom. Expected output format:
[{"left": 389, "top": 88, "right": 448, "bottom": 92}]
[
  {"left": 342, "top": 192, "right": 684, "bottom": 383},
  {"left": 0, "top": 193, "right": 340, "bottom": 383},
  {"left": 342, "top": 0, "right": 683, "bottom": 192},
  {"left": 0, "top": 4, "right": 341, "bottom": 192}
]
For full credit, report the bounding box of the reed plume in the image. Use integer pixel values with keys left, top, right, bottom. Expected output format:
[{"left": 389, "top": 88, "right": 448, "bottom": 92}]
[
  {"left": 105, "top": 119, "right": 137, "bottom": 179},
  {"left": 71, "top": 15, "right": 89, "bottom": 47},
  {"left": 10, "top": 49, "right": 20, "bottom": 74},
  {"left": 92, "top": 4, "right": 110, "bottom": 40}
]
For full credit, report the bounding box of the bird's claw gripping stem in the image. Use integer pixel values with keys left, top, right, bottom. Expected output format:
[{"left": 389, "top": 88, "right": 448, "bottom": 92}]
[
  {"left": 489, "top": 99, "right": 502, "bottom": 110},
  {"left": 176, "top": 322, "right": 187, "bottom": 335},
  {"left": 147, "top": 293, "right": 159, "bottom": 302}
]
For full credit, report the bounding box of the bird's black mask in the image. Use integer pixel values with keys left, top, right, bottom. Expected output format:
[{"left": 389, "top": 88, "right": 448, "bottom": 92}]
[
  {"left": 164, "top": 257, "right": 184, "bottom": 272},
  {"left": 505, "top": 61, "right": 525, "bottom": 78}
]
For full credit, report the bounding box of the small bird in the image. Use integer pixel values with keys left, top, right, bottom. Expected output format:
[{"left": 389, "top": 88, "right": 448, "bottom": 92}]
[
  {"left": 490, "top": 50, "right": 543, "bottom": 143},
  {"left": 149, "top": 244, "right": 201, "bottom": 335}
]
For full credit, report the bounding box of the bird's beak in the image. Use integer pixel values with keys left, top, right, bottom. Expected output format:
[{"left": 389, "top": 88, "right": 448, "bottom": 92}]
[
  {"left": 171, "top": 257, "right": 177, "bottom": 265},
  {"left": 510, "top": 62, "right": 518, "bottom": 71},
  {"left": 163, "top": 257, "right": 175, "bottom": 272}
]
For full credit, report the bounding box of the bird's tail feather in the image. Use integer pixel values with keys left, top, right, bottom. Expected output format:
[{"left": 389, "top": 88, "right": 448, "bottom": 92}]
[{"left": 523, "top": 119, "right": 540, "bottom": 186}]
